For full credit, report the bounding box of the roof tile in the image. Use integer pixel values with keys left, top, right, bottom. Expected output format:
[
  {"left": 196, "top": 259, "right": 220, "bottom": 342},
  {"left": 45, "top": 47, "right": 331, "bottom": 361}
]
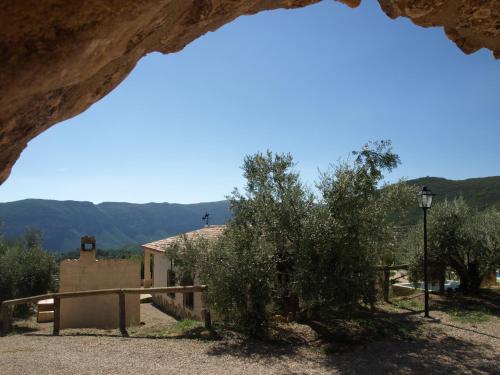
[{"left": 142, "top": 225, "right": 227, "bottom": 252}]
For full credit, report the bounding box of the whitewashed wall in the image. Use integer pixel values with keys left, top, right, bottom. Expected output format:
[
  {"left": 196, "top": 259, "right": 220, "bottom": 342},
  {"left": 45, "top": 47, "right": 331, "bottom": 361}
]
[{"left": 152, "top": 253, "right": 203, "bottom": 320}]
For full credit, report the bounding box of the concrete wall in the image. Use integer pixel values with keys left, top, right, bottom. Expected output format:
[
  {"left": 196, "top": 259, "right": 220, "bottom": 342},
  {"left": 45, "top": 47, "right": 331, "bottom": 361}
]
[
  {"left": 152, "top": 253, "right": 203, "bottom": 320},
  {"left": 153, "top": 253, "right": 168, "bottom": 289},
  {"left": 59, "top": 250, "right": 141, "bottom": 329}
]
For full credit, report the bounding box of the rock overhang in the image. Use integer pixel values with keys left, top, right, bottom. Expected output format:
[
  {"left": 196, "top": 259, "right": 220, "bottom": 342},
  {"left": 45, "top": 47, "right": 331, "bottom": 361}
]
[{"left": 0, "top": 0, "right": 498, "bottom": 184}]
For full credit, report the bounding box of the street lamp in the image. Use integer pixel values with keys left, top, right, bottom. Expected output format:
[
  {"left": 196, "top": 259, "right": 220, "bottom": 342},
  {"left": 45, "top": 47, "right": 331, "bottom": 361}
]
[{"left": 417, "top": 186, "right": 435, "bottom": 318}]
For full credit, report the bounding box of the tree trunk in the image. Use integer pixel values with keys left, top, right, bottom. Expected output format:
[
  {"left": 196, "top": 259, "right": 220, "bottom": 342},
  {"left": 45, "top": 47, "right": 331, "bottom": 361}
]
[
  {"left": 467, "top": 263, "right": 482, "bottom": 293},
  {"left": 456, "top": 263, "right": 482, "bottom": 294},
  {"left": 439, "top": 264, "right": 446, "bottom": 294}
]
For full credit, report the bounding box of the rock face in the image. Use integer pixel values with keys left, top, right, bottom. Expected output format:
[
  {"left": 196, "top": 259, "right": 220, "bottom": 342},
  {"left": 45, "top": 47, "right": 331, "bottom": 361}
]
[{"left": 0, "top": 0, "right": 499, "bottom": 184}]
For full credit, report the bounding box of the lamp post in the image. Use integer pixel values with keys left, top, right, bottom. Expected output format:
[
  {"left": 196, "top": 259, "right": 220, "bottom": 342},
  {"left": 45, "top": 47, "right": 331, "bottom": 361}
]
[{"left": 417, "top": 186, "right": 435, "bottom": 318}]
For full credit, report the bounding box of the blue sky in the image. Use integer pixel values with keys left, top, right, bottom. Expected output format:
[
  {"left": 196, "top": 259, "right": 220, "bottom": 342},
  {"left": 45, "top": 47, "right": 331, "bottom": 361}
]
[{"left": 1, "top": 1, "right": 499, "bottom": 204}]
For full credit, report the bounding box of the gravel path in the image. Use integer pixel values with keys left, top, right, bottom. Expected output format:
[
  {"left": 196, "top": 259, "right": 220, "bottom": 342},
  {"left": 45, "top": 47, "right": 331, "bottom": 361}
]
[{"left": 1, "top": 303, "right": 498, "bottom": 374}]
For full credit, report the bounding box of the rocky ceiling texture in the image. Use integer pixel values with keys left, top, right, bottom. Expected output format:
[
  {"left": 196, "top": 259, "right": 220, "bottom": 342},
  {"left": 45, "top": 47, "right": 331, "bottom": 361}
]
[{"left": 0, "top": 0, "right": 499, "bottom": 184}]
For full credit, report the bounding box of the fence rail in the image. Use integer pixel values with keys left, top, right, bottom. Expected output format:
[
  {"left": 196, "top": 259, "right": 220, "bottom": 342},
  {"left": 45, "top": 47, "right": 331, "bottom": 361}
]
[{"left": 1, "top": 285, "right": 210, "bottom": 336}]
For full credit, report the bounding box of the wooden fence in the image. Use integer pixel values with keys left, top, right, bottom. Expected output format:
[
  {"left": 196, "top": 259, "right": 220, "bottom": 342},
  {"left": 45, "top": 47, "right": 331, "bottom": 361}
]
[{"left": 1, "top": 285, "right": 210, "bottom": 336}]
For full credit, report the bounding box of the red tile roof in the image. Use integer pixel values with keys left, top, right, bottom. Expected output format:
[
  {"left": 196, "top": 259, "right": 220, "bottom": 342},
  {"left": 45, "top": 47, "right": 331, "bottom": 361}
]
[{"left": 142, "top": 225, "right": 227, "bottom": 253}]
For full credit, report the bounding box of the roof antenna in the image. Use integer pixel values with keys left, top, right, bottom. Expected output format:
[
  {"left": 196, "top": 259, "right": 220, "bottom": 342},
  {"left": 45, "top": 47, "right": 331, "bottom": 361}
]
[{"left": 202, "top": 212, "right": 210, "bottom": 226}]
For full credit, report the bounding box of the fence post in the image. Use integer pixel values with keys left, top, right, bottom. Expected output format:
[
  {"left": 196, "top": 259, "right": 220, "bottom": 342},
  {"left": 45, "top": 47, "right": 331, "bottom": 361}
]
[
  {"left": 200, "top": 287, "right": 211, "bottom": 330},
  {"left": 383, "top": 267, "right": 390, "bottom": 302},
  {"left": 53, "top": 296, "right": 60, "bottom": 336},
  {"left": 119, "top": 290, "right": 127, "bottom": 336},
  {"left": 1, "top": 303, "right": 11, "bottom": 335}
]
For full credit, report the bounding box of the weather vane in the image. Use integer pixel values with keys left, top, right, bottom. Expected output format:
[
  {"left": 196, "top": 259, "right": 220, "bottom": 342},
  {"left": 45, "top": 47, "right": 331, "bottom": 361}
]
[{"left": 202, "top": 212, "right": 210, "bottom": 226}]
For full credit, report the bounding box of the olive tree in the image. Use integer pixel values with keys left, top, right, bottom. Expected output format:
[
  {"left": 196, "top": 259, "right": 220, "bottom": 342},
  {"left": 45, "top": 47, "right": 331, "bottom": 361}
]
[
  {"left": 229, "top": 151, "right": 314, "bottom": 313},
  {"left": 200, "top": 224, "right": 275, "bottom": 337},
  {"left": 294, "top": 141, "right": 415, "bottom": 315},
  {"left": 200, "top": 142, "right": 415, "bottom": 334},
  {"left": 405, "top": 198, "right": 500, "bottom": 293}
]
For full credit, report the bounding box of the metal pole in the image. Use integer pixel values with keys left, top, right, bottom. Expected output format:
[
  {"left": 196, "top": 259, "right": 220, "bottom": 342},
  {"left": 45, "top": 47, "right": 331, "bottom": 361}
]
[{"left": 423, "top": 208, "right": 430, "bottom": 318}]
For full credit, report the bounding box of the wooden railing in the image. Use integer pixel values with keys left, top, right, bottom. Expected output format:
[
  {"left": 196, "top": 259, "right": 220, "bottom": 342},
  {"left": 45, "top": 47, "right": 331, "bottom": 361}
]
[{"left": 1, "top": 285, "right": 210, "bottom": 336}]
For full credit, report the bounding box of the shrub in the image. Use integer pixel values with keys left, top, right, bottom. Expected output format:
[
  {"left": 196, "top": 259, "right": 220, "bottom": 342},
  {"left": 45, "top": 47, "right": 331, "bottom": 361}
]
[
  {"left": 200, "top": 225, "right": 275, "bottom": 337},
  {"left": 163, "top": 235, "right": 209, "bottom": 286},
  {"left": 293, "top": 141, "right": 415, "bottom": 315},
  {"left": 0, "top": 230, "right": 56, "bottom": 314}
]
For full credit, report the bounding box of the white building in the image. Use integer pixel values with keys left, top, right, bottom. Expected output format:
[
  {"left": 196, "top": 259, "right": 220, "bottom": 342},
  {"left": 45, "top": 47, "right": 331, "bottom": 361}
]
[{"left": 142, "top": 225, "right": 226, "bottom": 319}]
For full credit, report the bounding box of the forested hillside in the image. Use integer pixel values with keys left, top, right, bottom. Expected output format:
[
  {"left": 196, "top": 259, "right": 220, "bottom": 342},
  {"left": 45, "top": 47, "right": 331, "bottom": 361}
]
[
  {"left": 1, "top": 176, "right": 498, "bottom": 251},
  {"left": 0, "top": 199, "right": 230, "bottom": 251},
  {"left": 404, "top": 176, "right": 500, "bottom": 224}
]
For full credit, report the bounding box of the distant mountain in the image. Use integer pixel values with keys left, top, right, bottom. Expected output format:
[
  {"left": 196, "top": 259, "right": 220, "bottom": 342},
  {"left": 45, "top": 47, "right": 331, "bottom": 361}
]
[
  {"left": 404, "top": 176, "right": 500, "bottom": 224},
  {"left": 0, "top": 199, "right": 231, "bottom": 252},
  {"left": 1, "top": 176, "right": 498, "bottom": 251}
]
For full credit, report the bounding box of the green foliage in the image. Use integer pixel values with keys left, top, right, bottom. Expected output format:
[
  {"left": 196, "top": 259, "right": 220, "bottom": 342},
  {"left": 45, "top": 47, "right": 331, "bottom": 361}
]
[
  {"left": 3, "top": 175, "right": 500, "bottom": 251},
  {"left": 229, "top": 151, "right": 314, "bottom": 311},
  {"left": 167, "top": 319, "right": 203, "bottom": 334},
  {"left": 294, "top": 141, "right": 415, "bottom": 314},
  {"left": 447, "top": 307, "right": 491, "bottom": 324},
  {"left": 200, "top": 225, "right": 275, "bottom": 337},
  {"left": 0, "top": 199, "right": 230, "bottom": 251},
  {"left": 392, "top": 298, "right": 424, "bottom": 311},
  {"left": 200, "top": 141, "right": 415, "bottom": 335},
  {"left": 402, "top": 176, "right": 500, "bottom": 225},
  {"left": 404, "top": 198, "right": 500, "bottom": 292},
  {"left": 164, "top": 235, "right": 209, "bottom": 285},
  {"left": 128, "top": 318, "right": 202, "bottom": 338},
  {"left": 0, "top": 230, "right": 56, "bottom": 312}
]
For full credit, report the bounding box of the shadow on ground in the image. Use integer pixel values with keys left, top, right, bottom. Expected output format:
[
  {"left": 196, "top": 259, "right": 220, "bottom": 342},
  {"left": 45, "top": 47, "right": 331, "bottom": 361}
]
[
  {"left": 325, "top": 331, "right": 497, "bottom": 374},
  {"left": 205, "top": 297, "right": 499, "bottom": 374},
  {"left": 22, "top": 326, "right": 222, "bottom": 341},
  {"left": 433, "top": 288, "right": 500, "bottom": 316},
  {"left": 5, "top": 294, "right": 499, "bottom": 374}
]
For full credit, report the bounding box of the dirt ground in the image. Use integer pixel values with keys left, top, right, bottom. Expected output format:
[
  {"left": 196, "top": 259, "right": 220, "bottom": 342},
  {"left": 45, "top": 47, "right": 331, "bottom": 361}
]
[{"left": 0, "top": 295, "right": 499, "bottom": 375}]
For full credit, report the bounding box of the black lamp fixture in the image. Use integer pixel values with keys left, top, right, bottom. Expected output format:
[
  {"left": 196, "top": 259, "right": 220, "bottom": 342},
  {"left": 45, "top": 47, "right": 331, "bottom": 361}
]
[{"left": 417, "top": 186, "right": 435, "bottom": 318}]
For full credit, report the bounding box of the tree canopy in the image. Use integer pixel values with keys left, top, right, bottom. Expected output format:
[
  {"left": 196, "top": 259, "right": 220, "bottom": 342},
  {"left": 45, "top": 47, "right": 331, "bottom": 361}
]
[
  {"left": 200, "top": 141, "right": 416, "bottom": 335},
  {"left": 404, "top": 197, "right": 500, "bottom": 292}
]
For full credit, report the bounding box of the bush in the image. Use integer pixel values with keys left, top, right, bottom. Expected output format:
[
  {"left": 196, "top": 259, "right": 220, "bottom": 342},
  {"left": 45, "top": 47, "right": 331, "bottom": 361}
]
[
  {"left": 200, "top": 225, "right": 275, "bottom": 337},
  {"left": 0, "top": 230, "right": 56, "bottom": 313},
  {"left": 164, "top": 235, "right": 209, "bottom": 286},
  {"left": 293, "top": 141, "right": 415, "bottom": 315}
]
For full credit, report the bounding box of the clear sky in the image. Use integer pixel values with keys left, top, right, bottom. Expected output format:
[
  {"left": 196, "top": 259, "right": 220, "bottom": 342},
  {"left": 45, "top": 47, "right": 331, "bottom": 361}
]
[{"left": 1, "top": 1, "right": 499, "bottom": 204}]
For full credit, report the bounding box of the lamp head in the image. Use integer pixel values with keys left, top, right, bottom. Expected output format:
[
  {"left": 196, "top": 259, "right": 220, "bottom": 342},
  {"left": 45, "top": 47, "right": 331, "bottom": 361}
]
[{"left": 417, "top": 186, "right": 435, "bottom": 209}]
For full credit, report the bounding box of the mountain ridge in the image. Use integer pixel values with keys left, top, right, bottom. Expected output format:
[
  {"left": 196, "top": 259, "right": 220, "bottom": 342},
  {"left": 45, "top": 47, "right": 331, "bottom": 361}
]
[
  {"left": 1, "top": 175, "right": 499, "bottom": 252},
  {"left": 406, "top": 175, "right": 500, "bottom": 211},
  {"left": 0, "top": 199, "right": 231, "bottom": 251}
]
